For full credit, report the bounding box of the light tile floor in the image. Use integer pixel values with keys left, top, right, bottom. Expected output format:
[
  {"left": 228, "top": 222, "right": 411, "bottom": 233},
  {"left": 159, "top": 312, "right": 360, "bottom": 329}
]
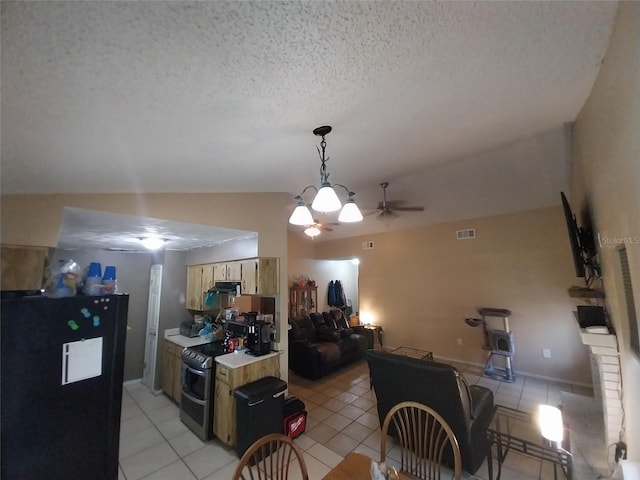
[{"left": 118, "top": 358, "right": 609, "bottom": 479}]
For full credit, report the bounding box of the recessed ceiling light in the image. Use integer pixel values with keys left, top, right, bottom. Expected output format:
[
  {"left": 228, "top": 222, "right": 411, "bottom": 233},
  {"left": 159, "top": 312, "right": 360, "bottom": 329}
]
[{"left": 140, "top": 236, "right": 166, "bottom": 250}]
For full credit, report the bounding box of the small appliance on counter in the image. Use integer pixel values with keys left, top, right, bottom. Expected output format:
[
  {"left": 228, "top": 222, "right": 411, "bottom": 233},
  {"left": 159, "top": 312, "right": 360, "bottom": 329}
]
[
  {"left": 180, "top": 321, "right": 203, "bottom": 338},
  {"left": 245, "top": 311, "right": 272, "bottom": 356}
]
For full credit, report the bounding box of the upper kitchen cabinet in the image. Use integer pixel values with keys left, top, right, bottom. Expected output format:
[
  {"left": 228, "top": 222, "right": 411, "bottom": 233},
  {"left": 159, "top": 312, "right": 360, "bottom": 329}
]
[
  {"left": 186, "top": 264, "right": 214, "bottom": 311},
  {"left": 240, "top": 258, "right": 279, "bottom": 295},
  {"left": 213, "top": 262, "right": 242, "bottom": 282}
]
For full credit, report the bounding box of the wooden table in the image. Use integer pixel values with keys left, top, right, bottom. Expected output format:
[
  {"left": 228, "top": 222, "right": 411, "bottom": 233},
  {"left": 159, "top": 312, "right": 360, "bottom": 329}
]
[{"left": 322, "top": 452, "right": 414, "bottom": 480}]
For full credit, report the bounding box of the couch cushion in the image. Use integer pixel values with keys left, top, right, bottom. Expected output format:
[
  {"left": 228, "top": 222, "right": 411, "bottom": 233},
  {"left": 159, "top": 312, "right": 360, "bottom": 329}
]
[
  {"left": 315, "top": 342, "right": 341, "bottom": 364},
  {"left": 310, "top": 312, "right": 329, "bottom": 329},
  {"left": 289, "top": 316, "right": 316, "bottom": 343}
]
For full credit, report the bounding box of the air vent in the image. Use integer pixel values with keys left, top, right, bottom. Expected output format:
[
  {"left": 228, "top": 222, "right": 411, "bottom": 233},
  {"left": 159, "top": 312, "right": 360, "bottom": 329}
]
[
  {"left": 362, "top": 241, "right": 374, "bottom": 250},
  {"left": 456, "top": 229, "right": 476, "bottom": 240}
]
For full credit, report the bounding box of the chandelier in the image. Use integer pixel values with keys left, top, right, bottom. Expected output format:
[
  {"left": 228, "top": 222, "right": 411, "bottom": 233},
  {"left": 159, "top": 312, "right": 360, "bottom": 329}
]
[{"left": 288, "top": 126, "right": 363, "bottom": 227}]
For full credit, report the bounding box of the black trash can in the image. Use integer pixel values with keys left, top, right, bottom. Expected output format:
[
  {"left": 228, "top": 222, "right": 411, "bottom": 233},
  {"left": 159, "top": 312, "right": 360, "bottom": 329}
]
[{"left": 234, "top": 376, "right": 287, "bottom": 458}]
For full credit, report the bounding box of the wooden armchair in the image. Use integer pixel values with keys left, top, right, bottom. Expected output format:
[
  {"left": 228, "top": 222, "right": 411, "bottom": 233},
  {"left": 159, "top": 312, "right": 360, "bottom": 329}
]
[
  {"left": 381, "top": 401, "right": 462, "bottom": 480},
  {"left": 232, "top": 433, "right": 309, "bottom": 480}
]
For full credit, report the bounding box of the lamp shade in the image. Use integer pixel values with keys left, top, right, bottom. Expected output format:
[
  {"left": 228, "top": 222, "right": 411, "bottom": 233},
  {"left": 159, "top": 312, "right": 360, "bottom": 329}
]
[
  {"left": 538, "top": 405, "right": 563, "bottom": 443},
  {"left": 289, "top": 203, "right": 315, "bottom": 225},
  {"left": 304, "top": 226, "right": 321, "bottom": 237},
  {"left": 311, "top": 183, "right": 341, "bottom": 212},
  {"left": 338, "top": 199, "right": 364, "bottom": 222}
]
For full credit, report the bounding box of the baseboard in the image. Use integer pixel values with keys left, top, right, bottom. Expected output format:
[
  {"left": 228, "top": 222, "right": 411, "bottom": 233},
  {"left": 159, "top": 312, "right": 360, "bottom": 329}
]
[{"left": 382, "top": 348, "right": 593, "bottom": 389}]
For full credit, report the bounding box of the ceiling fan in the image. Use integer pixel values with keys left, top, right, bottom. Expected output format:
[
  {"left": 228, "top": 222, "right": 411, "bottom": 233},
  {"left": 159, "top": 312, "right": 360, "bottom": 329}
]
[
  {"left": 375, "top": 182, "right": 425, "bottom": 220},
  {"left": 303, "top": 220, "right": 339, "bottom": 237}
]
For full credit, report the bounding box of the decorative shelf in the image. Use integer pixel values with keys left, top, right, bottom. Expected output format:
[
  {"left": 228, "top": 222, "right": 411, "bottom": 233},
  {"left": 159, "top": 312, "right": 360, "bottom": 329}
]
[{"left": 568, "top": 286, "right": 605, "bottom": 299}]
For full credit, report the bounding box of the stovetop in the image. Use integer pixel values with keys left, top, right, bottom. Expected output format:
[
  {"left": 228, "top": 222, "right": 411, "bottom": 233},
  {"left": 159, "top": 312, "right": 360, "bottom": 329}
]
[{"left": 181, "top": 341, "right": 226, "bottom": 369}]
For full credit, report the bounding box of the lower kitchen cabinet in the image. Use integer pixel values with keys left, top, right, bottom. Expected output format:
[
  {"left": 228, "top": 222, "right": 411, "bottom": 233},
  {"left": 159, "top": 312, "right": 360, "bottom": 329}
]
[
  {"left": 161, "top": 340, "right": 182, "bottom": 404},
  {"left": 213, "top": 353, "right": 280, "bottom": 447}
]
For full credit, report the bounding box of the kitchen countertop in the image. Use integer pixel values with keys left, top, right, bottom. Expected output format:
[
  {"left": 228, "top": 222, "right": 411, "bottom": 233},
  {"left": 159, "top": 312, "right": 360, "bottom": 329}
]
[
  {"left": 164, "top": 328, "right": 213, "bottom": 348},
  {"left": 215, "top": 349, "right": 281, "bottom": 369}
]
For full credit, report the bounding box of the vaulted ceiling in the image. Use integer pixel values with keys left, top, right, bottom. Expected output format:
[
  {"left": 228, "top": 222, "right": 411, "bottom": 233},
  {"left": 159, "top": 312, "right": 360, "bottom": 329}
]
[{"left": 1, "top": 1, "right": 618, "bottom": 248}]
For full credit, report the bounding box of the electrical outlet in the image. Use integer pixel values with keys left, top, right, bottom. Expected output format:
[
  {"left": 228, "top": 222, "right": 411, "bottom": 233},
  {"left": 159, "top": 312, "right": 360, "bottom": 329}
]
[
  {"left": 457, "top": 338, "right": 463, "bottom": 346},
  {"left": 542, "top": 348, "right": 551, "bottom": 358}
]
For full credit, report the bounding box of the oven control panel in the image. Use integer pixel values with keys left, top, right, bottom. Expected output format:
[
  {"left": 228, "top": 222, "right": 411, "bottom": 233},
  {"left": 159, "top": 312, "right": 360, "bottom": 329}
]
[{"left": 181, "top": 347, "right": 213, "bottom": 369}]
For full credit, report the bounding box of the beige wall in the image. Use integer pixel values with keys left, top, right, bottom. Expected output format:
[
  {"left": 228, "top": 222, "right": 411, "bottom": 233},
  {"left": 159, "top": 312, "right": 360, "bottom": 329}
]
[
  {"left": 312, "top": 206, "right": 592, "bottom": 385},
  {"left": 572, "top": 2, "right": 640, "bottom": 459},
  {"left": 0, "top": 192, "right": 291, "bottom": 379}
]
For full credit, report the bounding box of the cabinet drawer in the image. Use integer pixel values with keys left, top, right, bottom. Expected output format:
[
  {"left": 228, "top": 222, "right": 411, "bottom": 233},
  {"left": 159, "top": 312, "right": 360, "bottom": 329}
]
[{"left": 216, "top": 364, "right": 230, "bottom": 383}]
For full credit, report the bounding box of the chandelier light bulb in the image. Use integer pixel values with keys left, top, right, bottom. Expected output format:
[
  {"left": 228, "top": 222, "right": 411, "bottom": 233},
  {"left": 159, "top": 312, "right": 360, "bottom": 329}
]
[
  {"left": 338, "top": 199, "right": 364, "bottom": 222},
  {"left": 289, "top": 203, "right": 315, "bottom": 225},
  {"left": 311, "top": 183, "right": 341, "bottom": 212}
]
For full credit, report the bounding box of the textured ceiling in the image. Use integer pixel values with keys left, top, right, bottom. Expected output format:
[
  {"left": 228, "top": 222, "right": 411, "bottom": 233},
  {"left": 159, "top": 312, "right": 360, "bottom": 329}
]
[{"left": 1, "top": 1, "right": 618, "bottom": 246}]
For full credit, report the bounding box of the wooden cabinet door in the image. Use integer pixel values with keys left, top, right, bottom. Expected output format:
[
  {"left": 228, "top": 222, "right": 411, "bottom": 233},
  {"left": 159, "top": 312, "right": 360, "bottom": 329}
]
[
  {"left": 172, "top": 349, "right": 183, "bottom": 404},
  {"left": 213, "top": 263, "right": 228, "bottom": 282},
  {"left": 161, "top": 341, "right": 175, "bottom": 397},
  {"left": 186, "top": 265, "right": 203, "bottom": 310},
  {"left": 226, "top": 261, "right": 242, "bottom": 281},
  {"left": 201, "top": 264, "right": 214, "bottom": 292},
  {"left": 240, "top": 259, "right": 258, "bottom": 295},
  {"left": 256, "top": 258, "right": 279, "bottom": 294},
  {"left": 213, "top": 356, "right": 281, "bottom": 447}
]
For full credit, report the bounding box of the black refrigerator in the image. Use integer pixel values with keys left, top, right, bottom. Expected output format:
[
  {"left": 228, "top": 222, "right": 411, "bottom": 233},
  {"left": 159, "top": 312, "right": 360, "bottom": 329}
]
[{"left": 1, "top": 292, "right": 129, "bottom": 480}]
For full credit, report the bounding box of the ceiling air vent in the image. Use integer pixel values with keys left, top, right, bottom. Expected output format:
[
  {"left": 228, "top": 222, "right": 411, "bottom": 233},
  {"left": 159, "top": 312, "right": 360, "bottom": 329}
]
[
  {"left": 456, "top": 229, "right": 476, "bottom": 240},
  {"left": 362, "top": 241, "right": 374, "bottom": 250}
]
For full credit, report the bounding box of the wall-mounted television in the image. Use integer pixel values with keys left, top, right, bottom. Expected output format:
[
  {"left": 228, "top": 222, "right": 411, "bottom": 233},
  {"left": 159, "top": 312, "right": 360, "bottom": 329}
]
[{"left": 560, "top": 191, "right": 600, "bottom": 280}]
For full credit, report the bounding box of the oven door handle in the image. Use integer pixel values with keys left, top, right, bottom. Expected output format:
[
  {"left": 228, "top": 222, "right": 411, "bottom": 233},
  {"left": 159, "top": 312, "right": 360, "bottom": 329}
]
[
  {"left": 185, "top": 366, "right": 207, "bottom": 377},
  {"left": 181, "top": 389, "right": 207, "bottom": 406}
]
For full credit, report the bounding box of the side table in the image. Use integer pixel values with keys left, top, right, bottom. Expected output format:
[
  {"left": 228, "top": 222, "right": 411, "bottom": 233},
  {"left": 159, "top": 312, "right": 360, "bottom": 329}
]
[{"left": 353, "top": 325, "right": 383, "bottom": 349}]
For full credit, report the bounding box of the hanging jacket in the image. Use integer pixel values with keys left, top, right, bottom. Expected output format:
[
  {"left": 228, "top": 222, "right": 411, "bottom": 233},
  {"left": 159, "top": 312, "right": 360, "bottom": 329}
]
[
  {"left": 334, "top": 280, "right": 347, "bottom": 308},
  {"left": 328, "top": 280, "right": 338, "bottom": 307}
]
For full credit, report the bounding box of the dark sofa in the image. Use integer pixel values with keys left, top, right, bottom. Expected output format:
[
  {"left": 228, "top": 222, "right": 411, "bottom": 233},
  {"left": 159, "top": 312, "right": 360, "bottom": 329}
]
[
  {"left": 364, "top": 349, "right": 496, "bottom": 475},
  {"left": 288, "top": 310, "right": 368, "bottom": 379}
]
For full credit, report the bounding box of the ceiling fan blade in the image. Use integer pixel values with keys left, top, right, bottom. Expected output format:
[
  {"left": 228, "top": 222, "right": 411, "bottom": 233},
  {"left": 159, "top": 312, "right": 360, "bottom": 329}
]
[
  {"left": 394, "top": 206, "right": 425, "bottom": 212},
  {"left": 384, "top": 200, "right": 407, "bottom": 209},
  {"left": 377, "top": 210, "right": 398, "bottom": 220}
]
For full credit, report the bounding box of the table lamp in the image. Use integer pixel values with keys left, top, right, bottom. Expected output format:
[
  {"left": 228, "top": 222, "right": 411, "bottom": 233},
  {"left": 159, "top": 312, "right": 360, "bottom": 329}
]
[{"left": 538, "top": 404, "right": 564, "bottom": 448}]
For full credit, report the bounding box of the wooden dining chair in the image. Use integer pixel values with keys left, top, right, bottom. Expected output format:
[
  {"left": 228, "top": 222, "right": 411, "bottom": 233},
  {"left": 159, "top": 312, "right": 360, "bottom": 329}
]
[
  {"left": 232, "top": 433, "right": 309, "bottom": 480},
  {"left": 380, "top": 401, "right": 462, "bottom": 480}
]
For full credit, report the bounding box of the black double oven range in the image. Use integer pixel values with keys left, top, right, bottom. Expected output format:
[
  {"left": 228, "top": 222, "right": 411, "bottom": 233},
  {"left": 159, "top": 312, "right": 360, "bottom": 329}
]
[{"left": 179, "top": 342, "right": 225, "bottom": 441}]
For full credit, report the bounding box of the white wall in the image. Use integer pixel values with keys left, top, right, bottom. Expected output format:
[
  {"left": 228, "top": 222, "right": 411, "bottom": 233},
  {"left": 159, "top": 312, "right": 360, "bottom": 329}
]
[{"left": 572, "top": 2, "right": 640, "bottom": 460}]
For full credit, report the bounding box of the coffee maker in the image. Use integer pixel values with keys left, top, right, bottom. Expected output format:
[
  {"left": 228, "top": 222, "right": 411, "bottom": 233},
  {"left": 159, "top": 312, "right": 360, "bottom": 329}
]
[{"left": 245, "top": 311, "right": 271, "bottom": 356}]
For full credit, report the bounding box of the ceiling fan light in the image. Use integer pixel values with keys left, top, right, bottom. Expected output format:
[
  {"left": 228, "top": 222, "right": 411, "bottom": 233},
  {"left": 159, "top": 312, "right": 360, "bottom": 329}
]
[
  {"left": 311, "top": 184, "right": 341, "bottom": 212},
  {"left": 304, "top": 226, "right": 321, "bottom": 238},
  {"left": 289, "top": 203, "right": 315, "bottom": 225},
  {"left": 338, "top": 199, "right": 363, "bottom": 222},
  {"left": 140, "top": 236, "right": 165, "bottom": 250}
]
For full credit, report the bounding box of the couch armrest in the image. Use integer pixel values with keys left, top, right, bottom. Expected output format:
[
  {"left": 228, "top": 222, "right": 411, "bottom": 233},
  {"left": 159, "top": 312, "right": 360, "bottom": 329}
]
[
  {"left": 288, "top": 340, "right": 322, "bottom": 379},
  {"left": 316, "top": 328, "right": 342, "bottom": 342}
]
